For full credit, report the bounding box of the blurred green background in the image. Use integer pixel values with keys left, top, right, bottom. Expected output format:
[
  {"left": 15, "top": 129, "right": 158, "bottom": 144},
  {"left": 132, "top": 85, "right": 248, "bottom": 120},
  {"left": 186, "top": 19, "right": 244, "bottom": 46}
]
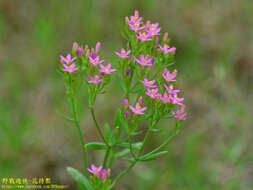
[{"left": 0, "top": 0, "right": 253, "bottom": 189}]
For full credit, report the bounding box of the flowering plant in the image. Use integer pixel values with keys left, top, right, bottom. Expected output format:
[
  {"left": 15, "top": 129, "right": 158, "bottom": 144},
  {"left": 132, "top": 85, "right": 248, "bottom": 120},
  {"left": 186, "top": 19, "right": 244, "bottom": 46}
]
[{"left": 58, "top": 10, "right": 187, "bottom": 190}]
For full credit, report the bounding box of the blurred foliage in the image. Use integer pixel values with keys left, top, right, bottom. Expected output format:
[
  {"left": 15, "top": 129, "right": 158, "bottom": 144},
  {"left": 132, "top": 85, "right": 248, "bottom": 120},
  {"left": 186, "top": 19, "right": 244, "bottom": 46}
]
[{"left": 0, "top": 0, "right": 252, "bottom": 190}]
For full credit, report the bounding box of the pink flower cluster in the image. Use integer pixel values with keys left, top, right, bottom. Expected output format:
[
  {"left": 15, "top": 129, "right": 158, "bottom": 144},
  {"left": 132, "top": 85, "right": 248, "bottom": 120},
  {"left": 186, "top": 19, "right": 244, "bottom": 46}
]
[
  {"left": 59, "top": 42, "right": 117, "bottom": 84},
  {"left": 125, "top": 10, "right": 176, "bottom": 55},
  {"left": 87, "top": 164, "right": 111, "bottom": 182},
  {"left": 141, "top": 69, "right": 186, "bottom": 120},
  {"left": 118, "top": 11, "right": 187, "bottom": 121},
  {"left": 87, "top": 42, "right": 116, "bottom": 83},
  {"left": 60, "top": 54, "right": 78, "bottom": 73},
  {"left": 126, "top": 10, "right": 161, "bottom": 42}
]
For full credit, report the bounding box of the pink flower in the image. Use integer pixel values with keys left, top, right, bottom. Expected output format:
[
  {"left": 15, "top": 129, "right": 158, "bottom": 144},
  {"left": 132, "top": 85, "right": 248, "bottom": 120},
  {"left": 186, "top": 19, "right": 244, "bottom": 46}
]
[
  {"left": 160, "top": 92, "right": 172, "bottom": 103},
  {"left": 62, "top": 63, "right": 79, "bottom": 73},
  {"left": 99, "top": 63, "right": 116, "bottom": 74},
  {"left": 87, "top": 164, "right": 102, "bottom": 175},
  {"left": 134, "top": 54, "right": 153, "bottom": 66},
  {"left": 162, "top": 69, "right": 177, "bottom": 82},
  {"left": 129, "top": 10, "right": 142, "bottom": 24},
  {"left": 87, "top": 165, "right": 111, "bottom": 182},
  {"left": 97, "top": 169, "right": 110, "bottom": 182},
  {"left": 136, "top": 32, "right": 152, "bottom": 42},
  {"left": 172, "top": 94, "right": 184, "bottom": 106},
  {"left": 114, "top": 48, "right": 131, "bottom": 58},
  {"left": 129, "top": 23, "right": 145, "bottom": 31},
  {"left": 142, "top": 78, "right": 157, "bottom": 88},
  {"left": 145, "top": 88, "right": 159, "bottom": 99},
  {"left": 60, "top": 54, "right": 77, "bottom": 64},
  {"left": 147, "top": 22, "right": 161, "bottom": 36},
  {"left": 164, "top": 84, "right": 180, "bottom": 96},
  {"left": 172, "top": 105, "right": 187, "bottom": 121},
  {"left": 88, "top": 74, "right": 104, "bottom": 84},
  {"left": 159, "top": 44, "right": 176, "bottom": 54},
  {"left": 89, "top": 55, "right": 104, "bottom": 65},
  {"left": 127, "top": 10, "right": 143, "bottom": 25},
  {"left": 129, "top": 102, "right": 147, "bottom": 115}
]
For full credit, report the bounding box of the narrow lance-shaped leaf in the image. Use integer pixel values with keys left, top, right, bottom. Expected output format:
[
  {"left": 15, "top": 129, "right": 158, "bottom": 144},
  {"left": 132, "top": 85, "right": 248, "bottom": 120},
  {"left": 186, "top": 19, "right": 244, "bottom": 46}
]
[
  {"left": 57, "top": 111, "right": 74, "bottom": 122},
  {"left": 67, "top": 167, "right": 94, "bottom": 190},
  {"left": 115, "top": 149, "right": 130, "bottom": 158},
  {"left": 139, "top": 151, "right": 168, "bottom": 162},
  {"left": 116, "top": 142, "right": 142, "bottom": 150},
  {"left": 84, "top": 142, "right": 107, "bottom": 150}
]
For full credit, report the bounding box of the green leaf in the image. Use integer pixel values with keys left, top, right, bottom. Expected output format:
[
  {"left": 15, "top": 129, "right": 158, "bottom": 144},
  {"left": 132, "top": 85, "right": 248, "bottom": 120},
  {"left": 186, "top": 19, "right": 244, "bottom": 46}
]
[
  {"left": 150, "top": 128, "right": 161, "bottom": 133},
  {"left": 57, "top": 111, "right": 74, "bottom": 122},
  {"left": 129, "top": 131, "right": 142, "bottom": 136},
  {"left": 139, "top": 151, "right": 168, "bottom": 162},
  {"left": 104, "top": 123, "right": 111, "bottom": 142},
  {"left": 162, "top": 113, "right": 173, "bottom": 119},
  {"left": 114, "top": 109, "right": 122, "bottom": 127},
  {"left": 115, "top": 149, "right": 130, "bottom": 158},
  {"left": 116, "top": 142, "right": 142, "bottom": 150},
  {"left": 122, "top": 157, "right": 136, "bottom": 163},
  {"left": 85, "top": 142, "right": 107, "bottom": 150},
  {"left": 67, "top": 167, "right": 94, "bottom": 190},
  {"left": 131, "top": 87, "right": 144, "bottom": 94}
]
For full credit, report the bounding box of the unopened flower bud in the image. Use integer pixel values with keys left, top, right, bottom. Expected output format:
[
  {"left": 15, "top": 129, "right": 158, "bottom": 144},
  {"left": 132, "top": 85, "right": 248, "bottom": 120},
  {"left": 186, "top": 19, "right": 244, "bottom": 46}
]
[
  {"left": 125, "top": 16, "right": 130, "bottom": 23},
  {"left": 95, "top": 42, "right": 101, "bottom": 52},
  {"left": 126, "top": 68, "right": 130, "bottom": 77},
  {"left": 155, "top": 36, "right": 159, "bottom": 44},
  {"left": 123, "top": 99, "right": 128, "bottom": 107},
  {"left": 125, "top": 110, "right": 130, "bottom": 119},
  {"left": 146, "top": 20, "right": 151, "bottom": 27},
  {"left": 138, "top": 96, "right": 143, "bottom": 104},
  {"left": 134, "top": 10, "right": 139, "bottom": 18},
  {"left": 91, "top": 50, "right": 96, "bottom": 59},
  {"left": 163, "top": 32, "right": 168, "bottom": 41},
  {"left": 72, "top": 42, "right": 78, "bottom": 51},
  {"left": 151, "top": 58, "right": 155, "bottom": 65},
  {"left": 107, "top": 169, "right": 111, "bottom": 176},
  {"left": 77, "top": 47, "right": 83, "bottom": 57},
  {"left": 85, "top": 45, "right": 90, "bottom": 57}
]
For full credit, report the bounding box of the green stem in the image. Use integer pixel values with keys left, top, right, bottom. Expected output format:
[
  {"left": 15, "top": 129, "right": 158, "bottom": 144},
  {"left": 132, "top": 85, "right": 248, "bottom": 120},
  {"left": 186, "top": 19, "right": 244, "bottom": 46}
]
[
  {"left": 108, "top": 151, "right": 115, "bottom": 169},
  {"left": 90, "top": 107, "right": 109, "bottom": 146},
  {"left": 129, "top": 135, "right": 136, "bottom": 159},
  {"left": 137, "top": 119, "right": 157, "bottom": 158},
  {"left": 103, "top": 146, "right": 111, "bottom": 168},
  {"left": 110, "top": 162, "right": 136, "bottom": 189},
  {"left": 142, "top": 130, "right": 179, "bottom": 158},
  {"left": 71, "top": 97, "right": 88, "bottom": 176}
]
